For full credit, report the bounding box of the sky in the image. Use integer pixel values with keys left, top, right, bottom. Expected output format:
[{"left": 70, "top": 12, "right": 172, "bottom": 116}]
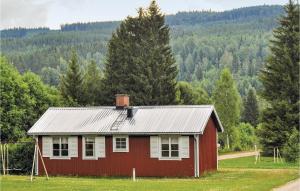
[{"left": 0, "top": 0, "right": 287, "bottom": 30}]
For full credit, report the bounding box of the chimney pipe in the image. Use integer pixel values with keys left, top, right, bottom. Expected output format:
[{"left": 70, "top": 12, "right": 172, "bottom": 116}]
[
  {"left": 127, "top": 107, "right": 133, "bottom": 118},
  {"left": 115, "top": 94, "right": 129, "bottom": 109}
]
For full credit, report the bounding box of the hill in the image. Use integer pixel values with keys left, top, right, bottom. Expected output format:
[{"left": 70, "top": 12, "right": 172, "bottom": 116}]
[{"left": 0, "top": 5, "right": 283, "bottom": 96}]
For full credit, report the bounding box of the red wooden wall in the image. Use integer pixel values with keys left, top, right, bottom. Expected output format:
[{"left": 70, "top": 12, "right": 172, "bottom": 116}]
[
  {"left": 199, "top": 118, "right": 217, "bottom": 174},
  {"left": 37, "top": 117, "right": 218, "bottom": 177},
  {"left": 38, "top": 136, "right": 194, "bottom": 177}
]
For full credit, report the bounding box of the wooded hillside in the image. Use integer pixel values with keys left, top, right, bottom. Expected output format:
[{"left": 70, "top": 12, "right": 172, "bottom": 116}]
[{"left": 0, "top": 5, "right": 283, "bottom": 97}]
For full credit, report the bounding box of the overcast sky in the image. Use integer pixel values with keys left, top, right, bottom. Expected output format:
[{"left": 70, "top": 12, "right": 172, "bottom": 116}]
[{"left": 0, "top": 0, "right": 286, "bottom": 30}]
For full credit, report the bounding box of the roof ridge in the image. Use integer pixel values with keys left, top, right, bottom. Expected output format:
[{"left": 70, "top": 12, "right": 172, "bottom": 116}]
[{"left": 48, "top": 105, "right": 214, "bottom": 110}]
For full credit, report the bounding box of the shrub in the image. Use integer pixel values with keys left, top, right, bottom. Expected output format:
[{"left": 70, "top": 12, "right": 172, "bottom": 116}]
[
  {"left": 283, "top": 129, "right": 300, "bottom": 163},
  {"left": 233, "top": 123, "right": 257, "bottom": 151},
  {"left": 4, "top": 138, "right": 35, "bottom": 174}
]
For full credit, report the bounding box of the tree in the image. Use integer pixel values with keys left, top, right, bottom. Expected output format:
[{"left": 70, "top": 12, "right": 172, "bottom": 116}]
[
  {"left": 235, "top": 123, "right": 256, "bottom": 151},
  {"left": 83, "top": 60, "right": 103, "bottom": 105},
  {"left": 212, "top": 68, "right": 241, "bottom": 149},
  {"left": 0, "top": 56, "right": 32, "bottom": 141},
  {"left": 60, "top": 50, "right": 85, "bottom": 105},
  {"left": 282, "top": 128, "right": 300, "bottom": 162},
  {"left": 241, "top": 88, "right": 259, "bottom": 127},
  {"left": 22, "top": 72, "right": 62, "bottom": 129},
  {"left": 258, "top": 0, "right": 299, "bottom": 157},
  {"left": 0, "top": 56, "right": 61, "bottom": 142},
  {"left": 41, "top": 67, "right": 60, "bottom": 86},
  {"left": 176, "top": 81, "right": 211, "bottom": 105},
  {"left": 220, "top": 50, "right": 233, "bottom": 70},
  {"left": 102, "top": 1, "right": 177, "bottom": 105}
]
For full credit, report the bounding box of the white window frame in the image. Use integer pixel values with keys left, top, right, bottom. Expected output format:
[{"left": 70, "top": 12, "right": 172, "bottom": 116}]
[
  {"left": 159, "top": 136, "right": 181, "bottom": 160},
  {"left": 51, "top": 137, "right": 70, "bottom": 159},
  {"left": 83, "top": 137, "right": 96, "bottom": 160},
  {"left": 113, "top": 135, "right": 129, "bottom": 152}
]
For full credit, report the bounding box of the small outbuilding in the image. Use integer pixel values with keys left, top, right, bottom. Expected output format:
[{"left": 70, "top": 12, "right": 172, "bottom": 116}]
[{"left": 28, "top": 94, "right": 223, "bottom": 177}]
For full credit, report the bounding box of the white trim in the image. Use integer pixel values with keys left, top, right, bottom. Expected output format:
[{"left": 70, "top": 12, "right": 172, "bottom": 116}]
[
  {"left": 68, "top": 136, "right": 78, "bottom": 157},
  {"left": 49, "top": 157, "right": 71, "bottom": 160},
  {"left": 194, "top": 134, "right": 199, "bottom": 177},
  {"left": 113, "top": 135, "right": 129, "bottom": 152},
  {"left": 158, "top": 157, "right": 182, "bottom": 161},
  {"left": 42, "top": 136, "right": 52, "bottom": 157},
  {"left": 34, "top": 136, "right": 38, "bottom": 175},
  {"left": 158, "top": 136, "right": 181, "bottom": 160},
  {"left": 217, "top": 133, "right": 219, "bottom": 170},
  {"left": 52, "top": 136, "right": 69, "bottom": 158},
  {"left": 82, "top": 137, "right": 95, "bottom": 159},
  {"left": 150, "top": 136, "right": 159, "bottom": 158},
  {"left": 82, "top": 136, "right": 97, "bottom": 160},
  {"left": 179, "top": 136, "right": 190, "bottom": 158}
]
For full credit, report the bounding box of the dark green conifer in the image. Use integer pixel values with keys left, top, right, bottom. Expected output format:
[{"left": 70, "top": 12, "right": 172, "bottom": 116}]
[
  {"left": 258, "top": 0, "right": 299, "bottom": 156},
  {"left": 102, "top": 0, "right": 177, "bottom": 105}
]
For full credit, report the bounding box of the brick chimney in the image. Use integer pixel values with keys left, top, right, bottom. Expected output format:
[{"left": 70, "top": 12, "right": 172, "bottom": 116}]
[{"left": 115, "top": 94, "right": 129, "bottom": 109}]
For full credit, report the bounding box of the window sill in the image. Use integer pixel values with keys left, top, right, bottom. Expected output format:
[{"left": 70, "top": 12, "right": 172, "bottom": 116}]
[
  {"left": 82, "top": 157, "right": 98, "bottom": 160},
  {"left": 159, "top": 157, "right": 182, "bottom": 161},
  {"left": 50, "top": 157, "right": 71, "bottom": 160},
  {"left": 113, "top": 149, "right": 129, "bottom": 152}
]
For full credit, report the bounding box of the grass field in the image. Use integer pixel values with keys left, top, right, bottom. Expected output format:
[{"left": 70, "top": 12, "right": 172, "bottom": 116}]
[
  {"left": 1, "top": 157, "right": 299, "bottom": 191},
  {"left": 219, "top": 156, "right": 299, "bottom": 169}
]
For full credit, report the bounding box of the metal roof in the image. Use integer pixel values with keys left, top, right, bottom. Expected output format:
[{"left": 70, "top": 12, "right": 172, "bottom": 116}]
[{"left": 27, "top": 105, "right": 224, "bottom": 135}]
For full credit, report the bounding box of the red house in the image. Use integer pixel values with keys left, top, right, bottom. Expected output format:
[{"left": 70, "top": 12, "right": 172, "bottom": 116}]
[{"left": 28, "top": 94, "right": 223, "bottom": 177}]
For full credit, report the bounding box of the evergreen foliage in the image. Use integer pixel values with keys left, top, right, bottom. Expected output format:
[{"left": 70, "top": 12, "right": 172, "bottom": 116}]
[
  {"left": 176, "top": 81, "right": 211, "bottom": 105},
  {"left": 241, "top": 88, "right": 259, "bottom": 127},
  {"left": 83, "top": 60, "right": 103, "bottom": 105},
  {"left": 102, "top": 1, "right": 177, "bottom": 105},
  {"left": 258, "top": 0, "right": 299, "bottom": 157},
  {"left": 282, "top": 128, "right": 300, "bottom": 162},
  {"left": 0, "top": 6, "right": 284, "bottom": 98},
  {"left": 212, "top": 68, "right": 241, "bottom": 148},
  {"left": 60, "top": 51, "right": 85, "bottom": 105}
]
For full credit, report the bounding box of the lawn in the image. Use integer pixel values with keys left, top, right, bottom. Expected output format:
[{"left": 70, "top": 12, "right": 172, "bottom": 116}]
[
  {"left": 219, "top": 156, "right": 299, "bottom": 169},
  {"left": 1, "top": 157, "right": 299, "bottom": 191}
]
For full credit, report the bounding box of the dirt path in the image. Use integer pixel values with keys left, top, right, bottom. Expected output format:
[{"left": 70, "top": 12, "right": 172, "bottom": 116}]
[
  {"left": 273, "top": 178, "right": 300, "bottom": 191},
  {"left": 218, "top": 151, "right": 258, "bottom": 160}
]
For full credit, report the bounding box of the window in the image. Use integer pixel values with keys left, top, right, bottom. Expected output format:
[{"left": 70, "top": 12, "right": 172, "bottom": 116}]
[
  {"left": 113, "top": 136, "right": 129, "bottom": 152},
  {"left": 52, "top": 137, "right": 68, "bottom": 157},
  {"left": 85, "top": 137, "right": 95, "bottom": 157},
  {"left": 160, "top": 136, "right": 179, "bottom": 158}
]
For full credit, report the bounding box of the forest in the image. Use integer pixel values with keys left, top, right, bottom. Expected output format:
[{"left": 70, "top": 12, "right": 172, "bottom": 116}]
[
  {"left": 0, "top": 1, "right": 299, "bottom": 172},
  {"left": 1, "top": 5, "right": 283, "bottom": 97}
]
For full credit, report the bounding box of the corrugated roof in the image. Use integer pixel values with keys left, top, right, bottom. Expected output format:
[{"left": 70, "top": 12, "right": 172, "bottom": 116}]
[{"left": 27, "top": 105, "right": 224, "bottom": 135}]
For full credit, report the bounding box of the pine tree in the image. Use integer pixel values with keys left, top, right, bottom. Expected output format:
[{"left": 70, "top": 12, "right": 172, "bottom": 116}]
[
  {"left": 258, "top": 0, "right": 299, "bottom": 156},
  {"left": 83, "top": 60, "right": 103, "bottom": 105},
  {"left": 242, "top": 88, "right": 259, "bottom": 127},
  {"left": 102, "top": 0, "right": 177, "bottom": 105},
  {"left": 60, "top": 50, "right": 84, "bottom": 105},
  {"left": 212, "top": 68, "right": 241, "bottom": 149}
]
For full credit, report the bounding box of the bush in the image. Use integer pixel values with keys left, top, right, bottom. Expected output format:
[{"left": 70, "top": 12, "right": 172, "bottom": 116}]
[
  {"left": 233, "top": 123, "right": 257, "bottom": 151},
  {"left": 4, "top": 138, "right": 35, "bottom": 174},
  {"left": 283, "top": 129, "right": 300, "bottom": 163}
]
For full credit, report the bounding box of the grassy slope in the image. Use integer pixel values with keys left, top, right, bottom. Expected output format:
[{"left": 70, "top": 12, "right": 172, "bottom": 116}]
[{"left": 1, "top": 157, "right": 299, "bottom": 191}]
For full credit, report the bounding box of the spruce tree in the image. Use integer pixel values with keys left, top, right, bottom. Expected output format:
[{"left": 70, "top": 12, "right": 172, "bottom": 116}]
[
  {"left": 258, "top": 0, "right": 299, "bottom": 156},
  {"left": 212, "top": 68, "right": 241, "bottom": 149},
  {"left": 102, "top": 0, "right": 177, "bottom": 105},
  {"left": 242, "top": 88, "right": 259, "bottom": 127},
  {"left": 83, "top": 60, "right": 103, "bottom": 105},
  {"left": 60, "top": 50, "right": 84, "bottom": 105}
]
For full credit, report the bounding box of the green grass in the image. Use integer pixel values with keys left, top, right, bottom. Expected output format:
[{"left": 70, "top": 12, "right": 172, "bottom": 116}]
[
  {"left": 1, "top": 169, "right": 299, "bottom": 191},
  {"left": 219, "top": 156, "right": 299, "bottom": 169},
  {"left": 1, "top": 157, "right": 299, "bottom": 191}
]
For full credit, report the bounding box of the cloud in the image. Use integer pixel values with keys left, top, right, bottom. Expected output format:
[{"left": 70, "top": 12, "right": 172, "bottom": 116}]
[{"left": 0, "top": 0, "right": 51, "bottom": 29}]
